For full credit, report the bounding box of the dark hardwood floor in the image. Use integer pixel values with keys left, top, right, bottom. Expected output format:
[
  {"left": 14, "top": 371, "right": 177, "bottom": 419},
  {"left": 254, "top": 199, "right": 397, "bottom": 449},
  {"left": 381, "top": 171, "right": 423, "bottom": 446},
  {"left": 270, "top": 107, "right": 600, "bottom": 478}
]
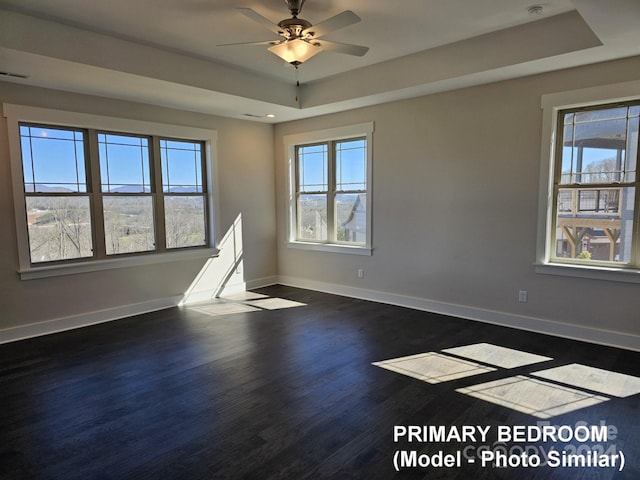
[{"left": 0, "top": 285, "right": 638, "bottom": 479}]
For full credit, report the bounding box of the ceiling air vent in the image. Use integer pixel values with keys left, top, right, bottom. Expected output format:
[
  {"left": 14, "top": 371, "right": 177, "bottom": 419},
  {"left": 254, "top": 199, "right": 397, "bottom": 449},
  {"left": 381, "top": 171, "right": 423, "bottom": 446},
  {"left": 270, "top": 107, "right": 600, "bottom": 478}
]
[{"left": 0, "top": 71, "right": 29, "bottom": 79}]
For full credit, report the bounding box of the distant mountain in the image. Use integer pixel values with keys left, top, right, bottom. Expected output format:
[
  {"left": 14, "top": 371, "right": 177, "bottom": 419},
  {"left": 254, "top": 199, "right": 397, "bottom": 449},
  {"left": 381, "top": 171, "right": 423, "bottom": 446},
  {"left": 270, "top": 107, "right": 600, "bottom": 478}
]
[
  {"left": 25, "top": 184, "right": 75, "bottom": 193},
  {"left": 166, "top": 186, "right": 201, "bottom": 193},
  {"left": 109, "top": 185, "right": 151, "bottom": 193},
  {"left": 108, "top": 185, "right": 200, "bottom": 193}
]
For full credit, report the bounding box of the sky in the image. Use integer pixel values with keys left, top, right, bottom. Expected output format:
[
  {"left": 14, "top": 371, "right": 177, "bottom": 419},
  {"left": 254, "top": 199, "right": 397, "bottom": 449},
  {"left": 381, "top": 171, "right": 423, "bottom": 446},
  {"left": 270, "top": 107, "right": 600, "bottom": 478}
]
[
  {"left": 20, "top": 125, "right": 203, "bottom": 193},
  {"left": 299, "top": 139, "right": 366, "bottom": 192}
]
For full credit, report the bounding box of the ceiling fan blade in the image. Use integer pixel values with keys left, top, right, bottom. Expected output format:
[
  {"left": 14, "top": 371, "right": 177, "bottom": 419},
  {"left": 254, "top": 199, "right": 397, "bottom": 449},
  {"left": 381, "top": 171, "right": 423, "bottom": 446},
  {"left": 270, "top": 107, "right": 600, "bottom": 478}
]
[
  {"left": 236, "top": 8, "right": 282, "bottom": 36},
  {"left": 217, "top": 40, "right": 280, "bottom": 47},
  {"left": 302, "top": 10, "right": 360, "bottom": 38},
  {"left": 313, "top": 39, "right": 369, "bottom": 57}
]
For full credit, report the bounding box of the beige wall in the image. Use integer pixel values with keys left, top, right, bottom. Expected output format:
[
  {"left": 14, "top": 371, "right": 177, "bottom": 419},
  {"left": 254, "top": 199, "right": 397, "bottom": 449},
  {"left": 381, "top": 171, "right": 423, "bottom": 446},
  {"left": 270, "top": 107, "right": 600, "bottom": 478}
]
[
  {"left": 2, "top": 56, "right": 640, "bottom": 348},
  {"left": 0, "top": 83, "right": 277, "bottom": 333},
  {"left": 274, "top": 56, "right": 640, "bottom": 344}
]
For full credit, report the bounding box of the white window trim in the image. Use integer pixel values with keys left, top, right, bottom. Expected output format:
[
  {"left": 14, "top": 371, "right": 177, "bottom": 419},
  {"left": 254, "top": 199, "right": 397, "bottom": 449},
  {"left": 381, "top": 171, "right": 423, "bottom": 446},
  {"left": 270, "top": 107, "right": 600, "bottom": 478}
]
[
  {"left": 3, "top": 103, "right": 220, "bottom": 280},
  {"left": 284, "top": 122, "right": 374, "bottom": 255},
  {"left": 536, "top": 79, "right": 640, "bottom": 283}
]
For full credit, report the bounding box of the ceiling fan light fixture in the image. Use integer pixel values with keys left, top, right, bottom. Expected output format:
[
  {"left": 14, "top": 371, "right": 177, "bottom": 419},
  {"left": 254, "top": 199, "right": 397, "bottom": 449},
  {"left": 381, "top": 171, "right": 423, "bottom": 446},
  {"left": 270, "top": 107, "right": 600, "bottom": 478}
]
[{"left": 268, "top": 38, "right": 322, "bottom": 65}]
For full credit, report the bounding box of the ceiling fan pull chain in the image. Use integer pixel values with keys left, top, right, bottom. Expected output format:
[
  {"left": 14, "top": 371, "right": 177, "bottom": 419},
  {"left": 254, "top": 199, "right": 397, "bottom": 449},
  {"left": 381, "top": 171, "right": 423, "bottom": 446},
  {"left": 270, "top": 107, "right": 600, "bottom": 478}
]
[{"left": 295, "top": 65, "right": 300, "bottom": 105}]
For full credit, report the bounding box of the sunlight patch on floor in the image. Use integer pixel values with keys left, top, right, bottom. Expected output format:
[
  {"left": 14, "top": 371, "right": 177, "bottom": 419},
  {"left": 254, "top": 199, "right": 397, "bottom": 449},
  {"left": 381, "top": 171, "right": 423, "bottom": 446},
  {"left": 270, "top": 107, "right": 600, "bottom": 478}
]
[
  {"left": 245, "top": 298, "right": 307, "bottom": 310},
  {"left": 373, "top": 352, "right": 496, "bottom": 384},
  {"left": 189, "top": 300, "right": 261, "bottom": 317},
  {"left": 443, "top": 343, "right": 552, "bottom": 369},
  {"left": 531, "top": 363, "right": 640, "bottom": 398},
  {"left": 221, "top": 292, "right": 269, "bottom": 301},
  {"left": 373, "top": 342, "right": 640, "bottom": 419},
  {"left": 456, "top": 375, "right": 609, "bottom": 419},
  {"left": 186, "top": 291, "right": 307, "bottom": 318}
]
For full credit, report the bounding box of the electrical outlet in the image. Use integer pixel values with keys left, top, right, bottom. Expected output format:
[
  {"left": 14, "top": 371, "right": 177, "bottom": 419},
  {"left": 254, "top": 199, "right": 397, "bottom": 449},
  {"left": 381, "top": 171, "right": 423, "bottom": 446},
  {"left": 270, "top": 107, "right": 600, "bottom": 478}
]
[
  {"left": 518, "top": 290, "right": 528, "bottom": 303},
  {"left": 357, "top": 269, "right": 364, "bottom": 279}
]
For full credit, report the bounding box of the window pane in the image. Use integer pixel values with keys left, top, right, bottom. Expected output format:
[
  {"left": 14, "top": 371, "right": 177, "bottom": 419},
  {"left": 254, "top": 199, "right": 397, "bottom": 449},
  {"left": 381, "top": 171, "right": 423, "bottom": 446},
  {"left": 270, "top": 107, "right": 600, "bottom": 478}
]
[
  {"left": 25, "top": 196, "right": 92, "bottom": 263},
  {"left": 164, "top": 196, "right": 206, "bottom": 248},
  {"left": 554, "top": 187, "right": 635, "bottom": 263},
  {"left": 561, "top": 115, "right": 629, "bottom": 184},
  {"left": 20, "top": 125, "right": 87, "bottom": 192},
  {"left": 99, "top": 133, "right": 151, "bottom": 193},
  {"left": 336, "top": 193, "right": 366, "bottom": 244},
  {"left": 626, "top": 116, "right": 638, "bottom": 182},
  {"left": 336, "top": 139, "right": 366, "bottom": 191},
  {"left": 297, "top": 194, "right": 327, "bottom": 241},
  {"left": 298, "top": 144, "right": 327, "bottom": 192},
  {"left": 575, "top": 107, "right": 628, "bottom": 122},
  {"left": 160, "top": 139, "right": 204, "bottom": 193},
  {"left": 560, "top": 124, "right": 574, "bottom": 185},
  {"left": 103, "top": 196, "right": 155, "bottom": 255}
]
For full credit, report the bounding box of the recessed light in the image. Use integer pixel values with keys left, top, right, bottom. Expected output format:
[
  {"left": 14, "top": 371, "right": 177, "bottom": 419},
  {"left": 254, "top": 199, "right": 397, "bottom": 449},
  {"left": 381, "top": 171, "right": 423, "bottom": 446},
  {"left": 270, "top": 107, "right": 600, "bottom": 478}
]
[{"left": 242, "top": 113, "right": 276, "bottom": 120}]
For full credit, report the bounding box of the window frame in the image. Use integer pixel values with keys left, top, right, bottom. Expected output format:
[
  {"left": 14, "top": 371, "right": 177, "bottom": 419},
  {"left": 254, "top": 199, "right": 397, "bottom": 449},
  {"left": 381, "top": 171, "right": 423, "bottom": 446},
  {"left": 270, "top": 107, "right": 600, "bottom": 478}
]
[
  {"left": 159, "top": 137, "right": 209, "bottom": 250},
  {"left": 96, "top": 130, "right": 158, "bottom": 257},
  {"left": 284, "top": 122, "right": 373, "bottom": 255},
  {"left": 4, "top": 104, "right": 219, "bottom": 280},
  {"left": 536, "top": 80, "right": 640, "bottom": 283},
  {"left": 20, "top": 123, "right": 96, "bottom": 263}
]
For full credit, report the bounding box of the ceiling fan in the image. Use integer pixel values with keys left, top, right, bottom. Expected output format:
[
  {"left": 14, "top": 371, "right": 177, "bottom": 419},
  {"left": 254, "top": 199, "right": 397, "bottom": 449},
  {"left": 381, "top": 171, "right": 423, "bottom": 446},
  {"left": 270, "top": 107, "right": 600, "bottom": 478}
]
[{"left": 219, "top": 0, "right": 369, "bottom": 67}]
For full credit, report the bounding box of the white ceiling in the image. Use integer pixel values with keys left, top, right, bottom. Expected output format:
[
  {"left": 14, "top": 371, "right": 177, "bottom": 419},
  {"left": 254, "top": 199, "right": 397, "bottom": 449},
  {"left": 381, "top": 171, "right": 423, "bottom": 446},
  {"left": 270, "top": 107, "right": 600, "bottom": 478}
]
[{"left": 1, "top": 0, "right": 639, "bottom": 123}]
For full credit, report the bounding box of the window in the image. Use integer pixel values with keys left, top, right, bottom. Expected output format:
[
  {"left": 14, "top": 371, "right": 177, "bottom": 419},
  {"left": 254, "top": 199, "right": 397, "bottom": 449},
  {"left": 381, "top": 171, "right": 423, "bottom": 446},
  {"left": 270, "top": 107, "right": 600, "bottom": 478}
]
[
  {"left": 537, "top": 82, "right": 640, "bottom": 282},
  {"left": 160, "top": 139, "right": 207, "bottom": 249},
  {"left": 551, "top": 103, "right": 638, "bottom": 266},
  {"left": 285, "top": 123, "right": 373, "bottom": 255},
  {"left": 5, "top": 104, "right": 217, "bottom": 279},
  {"left": 98, "top": 132, "right": 157, "bottom": 256},
  {"left": 21, "top": 125, "right": 94, "bottom": 263}
]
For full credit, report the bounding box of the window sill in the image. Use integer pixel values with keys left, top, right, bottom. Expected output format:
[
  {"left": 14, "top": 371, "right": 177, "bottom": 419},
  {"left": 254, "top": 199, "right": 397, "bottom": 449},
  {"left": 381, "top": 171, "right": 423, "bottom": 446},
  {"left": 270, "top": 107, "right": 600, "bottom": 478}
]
[
  {"left": 19, "top": 247, "right": 219, "bottom": 280},
  {"left": 287, "top": 241, "right": 372, "bottom": 256},
  {"left": 535, "top": 262, "right": 640, "bottom": 284}
]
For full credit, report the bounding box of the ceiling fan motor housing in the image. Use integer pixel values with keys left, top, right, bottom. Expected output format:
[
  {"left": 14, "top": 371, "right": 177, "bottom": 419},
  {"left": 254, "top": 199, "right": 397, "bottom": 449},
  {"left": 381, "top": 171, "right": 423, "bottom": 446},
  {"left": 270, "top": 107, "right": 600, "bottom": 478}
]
[
  {"left": 278, "top": 17, "right": 313, "bottom": 38},
  {"left": 285, "top": 0, "right": 306, "bottom": 17}
]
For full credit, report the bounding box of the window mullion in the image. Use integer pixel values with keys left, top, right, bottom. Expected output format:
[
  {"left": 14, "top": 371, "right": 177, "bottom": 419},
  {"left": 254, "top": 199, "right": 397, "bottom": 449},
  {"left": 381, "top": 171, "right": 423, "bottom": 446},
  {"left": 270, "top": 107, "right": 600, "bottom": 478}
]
[
  {"left": 87, "top": 129, "right": 106, "bottom": 259},
  {"left": 199, "top": 143, "right": 209, "bottom": 248},
  {"left": 295, "top": 192, "right": 303, "bottom": 240},
  {"left": 327, "top": 141, "right": 336, "bottom": 243},
  {"left": 151, "top": 136, "right": 166, "bottom": 252},
  {"left": 632, "top": 124, "right": 640, "bottom": 267},
  {"left": 294, "top": 147, "right": 301, "bottom": 241}
]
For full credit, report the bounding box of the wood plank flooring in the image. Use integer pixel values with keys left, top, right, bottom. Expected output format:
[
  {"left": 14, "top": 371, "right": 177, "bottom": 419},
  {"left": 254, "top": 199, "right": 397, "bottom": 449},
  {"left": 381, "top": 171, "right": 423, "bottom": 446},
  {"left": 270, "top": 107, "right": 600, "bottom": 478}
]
[{"left": 0, "top": 285, "right": 638, "bottom": 479}]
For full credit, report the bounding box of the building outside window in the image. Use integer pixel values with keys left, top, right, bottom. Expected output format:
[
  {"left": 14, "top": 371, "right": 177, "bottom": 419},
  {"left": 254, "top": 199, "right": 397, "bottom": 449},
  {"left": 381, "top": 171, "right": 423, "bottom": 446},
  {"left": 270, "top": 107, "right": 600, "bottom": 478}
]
[{"left": 550, "top": 102, "right": 639, "bottom": 267}]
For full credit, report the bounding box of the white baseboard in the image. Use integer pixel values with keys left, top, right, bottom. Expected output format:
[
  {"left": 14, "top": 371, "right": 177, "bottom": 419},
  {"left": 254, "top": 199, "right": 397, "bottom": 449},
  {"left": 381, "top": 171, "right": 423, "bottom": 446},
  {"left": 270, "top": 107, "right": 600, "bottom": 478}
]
[
  {"left": 0, "top": 295, "right": 184, "bottom": 345},
  {"left": 277, "top": 275, "right": 640, "bottom": 352},
  {"left": 4, "top": 275, "right": 637, "bottom": 352},
  {"left": 0, "top": 276, "right": 281, "bottom": 344},
  {"left": 246, "top": 275, "right": 279, "bottom": 290},
  {"left": 219, "top": 282, "right": 248, "bottom": 297}
]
